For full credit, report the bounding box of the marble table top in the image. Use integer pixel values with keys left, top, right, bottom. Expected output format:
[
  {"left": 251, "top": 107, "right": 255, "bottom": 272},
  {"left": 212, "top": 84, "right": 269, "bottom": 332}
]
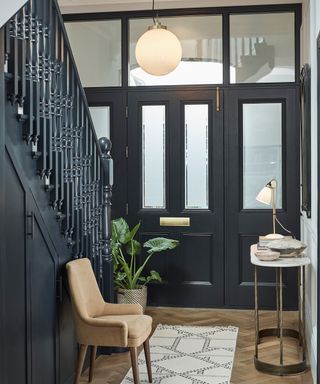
[{"left": 250, "top": 244, "right": 311, "bottom": 268}]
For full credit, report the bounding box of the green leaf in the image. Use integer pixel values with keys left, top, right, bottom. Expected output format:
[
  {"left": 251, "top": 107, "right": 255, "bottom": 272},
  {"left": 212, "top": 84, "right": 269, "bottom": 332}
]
[
  {"left": 143, "top": 237, "right": 179, "bottom": 254},
  {"left": 112, "top": 218, "right": 131, "bottom": 244},
  {"left": 150, "top": 270, "right": 162, "bottom": 281},
  {"left": 146, "top": 270, "right": 162, "bottom": 284},
  {"left": 114, "top": 271, "right": 128, "bottom": 289},
  {"left": 129, "top": 222, "right": 141, "bottom": 241},
  {"left": 131, "top": 253, "right": 153, "bottom": 288},
  {"left": 115, "top": 271, "right": 127, "bottom": 282},
  {"left": 137, "top": 276, "right": 147, "bottom": 284},
  {"left": 127, "top": 239, "right": 141, "bottom": 256}
]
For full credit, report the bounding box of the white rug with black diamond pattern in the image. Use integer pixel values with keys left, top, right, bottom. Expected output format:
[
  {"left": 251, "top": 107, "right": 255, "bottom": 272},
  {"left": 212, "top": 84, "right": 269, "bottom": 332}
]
[{"left": 122, "top": 324, "right": 238, "bottom": 384}]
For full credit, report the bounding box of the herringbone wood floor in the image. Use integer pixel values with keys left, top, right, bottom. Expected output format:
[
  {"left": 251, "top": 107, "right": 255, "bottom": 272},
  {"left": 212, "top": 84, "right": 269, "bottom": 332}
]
[{"left": 79, "top": 307, "right": 313, "bottom": 384}]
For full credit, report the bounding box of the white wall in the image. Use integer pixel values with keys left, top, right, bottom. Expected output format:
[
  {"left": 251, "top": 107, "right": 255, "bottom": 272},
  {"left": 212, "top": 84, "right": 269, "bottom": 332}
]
[
  {"left": 300, "top": 0, "right": 319, "bottom": 381},
  {"left": 0, "top": 1, "right": 27, "bottom": 28},
  {"left": 65, "top": 20, "right": 122, "bottom": 87}
]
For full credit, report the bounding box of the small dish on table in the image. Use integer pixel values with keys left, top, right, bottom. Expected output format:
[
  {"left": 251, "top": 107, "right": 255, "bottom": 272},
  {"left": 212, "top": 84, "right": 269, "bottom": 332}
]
[{"left": 255, "top": 250, "right": 280, "bottom": 261}]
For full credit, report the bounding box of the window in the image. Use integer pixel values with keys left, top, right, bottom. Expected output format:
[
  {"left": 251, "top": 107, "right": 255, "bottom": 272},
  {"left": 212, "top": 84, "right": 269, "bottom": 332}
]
[
  {"left": 65, "top": 20, "right": 122, "bottom": 87},
  {"left": 242, "top": 103, "right": 283, "bottom": 209},
  {"left": 142, "top": 105, "right": 166, "bottom": 209},
  {"left": 129, "top": 15, "right": 223, "bottom": 86},
  {"left": 89, "top": 107, "right": 110, "bottom": 139},
  {"left": 230, "top": 13, "right": 295, "bottom": 83},
  {"left": 184, "top": 104, "right": 209, "bottom": 209}
]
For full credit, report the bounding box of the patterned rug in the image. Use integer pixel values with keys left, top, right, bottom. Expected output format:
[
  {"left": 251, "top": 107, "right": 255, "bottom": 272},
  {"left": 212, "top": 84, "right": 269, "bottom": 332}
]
[{"left": 122, "top": 324, "right": 238, "bottom": 384}]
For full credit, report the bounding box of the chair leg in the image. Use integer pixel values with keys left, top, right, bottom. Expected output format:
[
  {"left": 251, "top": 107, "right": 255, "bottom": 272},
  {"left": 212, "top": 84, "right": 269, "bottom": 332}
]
[
  {"left": 144, "top": 339, "right": 152, "bottom": 383},
  {"left": 129, "top": 347, "right": 140, "bottom": 384},
  {"left": 75, "top": 344, "right": 88, "bottom": 384},
  {"left": 89, "top": 345, "right": 97, "bottom": 383}
]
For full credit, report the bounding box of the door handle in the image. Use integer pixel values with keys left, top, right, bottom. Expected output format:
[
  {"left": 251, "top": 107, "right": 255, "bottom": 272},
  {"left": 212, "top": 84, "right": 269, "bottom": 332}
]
[
  {"left": 160, "top": 217, "right": 190, "bottom": 227},
  {"left": 216, "top": 86, "right": 220, "bottom": 112}
]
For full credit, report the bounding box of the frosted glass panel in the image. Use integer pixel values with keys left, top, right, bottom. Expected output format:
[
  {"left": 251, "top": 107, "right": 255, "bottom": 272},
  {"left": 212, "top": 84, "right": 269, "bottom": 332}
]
[
  {"left": 185, "top": 104, "right": 209, "bottom": 209},
  {"left": 65, "top": 20, "right": 121, "bottom": 87},
  {"left": 243, "top": 103, "right": 282, "bottom": 209},
  {"left": 142, "top": 106, "right": 166, "bottom": 209},
  {"left": 230, "top": 13, "right": 295, "bottom": 83},
  {"left": 89, "top": 107, "right": 110, "bottom": 139},
  {"left": 129, "top": 15, "right": 223, "bottom": 86}
]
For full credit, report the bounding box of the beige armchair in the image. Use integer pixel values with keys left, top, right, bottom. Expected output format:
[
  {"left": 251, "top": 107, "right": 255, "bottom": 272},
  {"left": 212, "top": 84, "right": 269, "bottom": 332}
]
[{"left": 66, "top": 258, "right": 153, "bottom": 384}]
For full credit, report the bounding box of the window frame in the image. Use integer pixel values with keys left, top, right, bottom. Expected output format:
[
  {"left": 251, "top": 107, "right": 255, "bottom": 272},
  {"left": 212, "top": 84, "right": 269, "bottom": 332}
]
[{"left": 63, "top": 3, "right": 301, "bottom": 91}]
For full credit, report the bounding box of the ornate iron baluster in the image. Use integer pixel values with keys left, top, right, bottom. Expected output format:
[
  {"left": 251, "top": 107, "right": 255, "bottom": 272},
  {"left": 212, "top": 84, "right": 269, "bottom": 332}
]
[
  {"left": 32, "top": 0, "right": 41, "bottom": 156},
  {"left": 24, "top": 2, "right": 33, "bottom": 144},
  {"left": 51, "top": 11, "right": 61, "bottom": 212},
  {"left": 4, "top": 0, "right": 114, "bottom": 301},
  {"left": 99, "top": 137, "right": 114, "bottom": 302},
  {"left": 73, "top": 85, "right": 82, "bottom": 257}
]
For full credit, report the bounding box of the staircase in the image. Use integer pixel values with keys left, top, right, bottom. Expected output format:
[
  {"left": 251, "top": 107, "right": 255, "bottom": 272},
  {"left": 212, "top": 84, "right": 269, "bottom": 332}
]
[{"left": 0, "top": 0, "right": 114, "bottom": 383}]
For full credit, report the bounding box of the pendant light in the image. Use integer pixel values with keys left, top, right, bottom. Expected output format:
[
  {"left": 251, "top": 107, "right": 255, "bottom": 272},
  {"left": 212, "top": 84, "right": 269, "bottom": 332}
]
[{"left": 135, "top": 0, "right": 182, "bottom": 76}]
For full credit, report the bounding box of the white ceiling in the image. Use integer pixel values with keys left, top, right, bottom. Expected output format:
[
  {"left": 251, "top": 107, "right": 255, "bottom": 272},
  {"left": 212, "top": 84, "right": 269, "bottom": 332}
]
[{"left": 58, "top": 0, "right": 301, "bottom": 14}]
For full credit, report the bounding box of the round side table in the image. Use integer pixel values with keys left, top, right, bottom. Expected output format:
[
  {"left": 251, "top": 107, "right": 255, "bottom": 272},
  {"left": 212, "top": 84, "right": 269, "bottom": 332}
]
[{"left": 250, "top": 244, "right": 310, "bottom": 376}]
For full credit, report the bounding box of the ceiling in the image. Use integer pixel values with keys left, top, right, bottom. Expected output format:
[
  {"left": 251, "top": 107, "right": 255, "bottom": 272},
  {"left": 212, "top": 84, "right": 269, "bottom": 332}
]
[{"left": 58, "top": 0, "right": 301, "bottom": 14}]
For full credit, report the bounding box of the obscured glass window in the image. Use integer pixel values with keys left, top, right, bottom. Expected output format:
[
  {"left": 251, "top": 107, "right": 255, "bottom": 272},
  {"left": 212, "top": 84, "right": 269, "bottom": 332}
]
[{"left": 230, "top": 13, "right": 295, "bottom": 83}]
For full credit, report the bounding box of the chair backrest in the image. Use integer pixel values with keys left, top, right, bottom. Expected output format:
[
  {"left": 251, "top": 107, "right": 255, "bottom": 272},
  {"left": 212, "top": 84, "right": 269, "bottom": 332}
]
[{"left": 66, "top": 258, "right": 105, "bottom": 319}]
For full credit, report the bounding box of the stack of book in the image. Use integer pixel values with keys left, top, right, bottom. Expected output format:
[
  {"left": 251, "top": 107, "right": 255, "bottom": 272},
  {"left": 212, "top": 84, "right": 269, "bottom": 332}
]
[{"left": 257, "top": 235, "right": 293, "bottom": 250}]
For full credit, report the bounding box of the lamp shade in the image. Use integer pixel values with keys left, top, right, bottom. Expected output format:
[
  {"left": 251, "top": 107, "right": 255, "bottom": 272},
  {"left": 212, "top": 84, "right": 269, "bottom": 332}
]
[
  {"left": 135, "top": 25, "right": 182, "bottom": 76},
  {"left": 256, "top": 186, "right": 272, "bottom": 205}
]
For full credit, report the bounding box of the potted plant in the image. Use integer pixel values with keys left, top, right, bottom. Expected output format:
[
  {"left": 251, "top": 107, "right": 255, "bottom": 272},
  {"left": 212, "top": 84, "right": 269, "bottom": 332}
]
[{"left": 111, "top": 217, "right": 179, "bottom": 310}]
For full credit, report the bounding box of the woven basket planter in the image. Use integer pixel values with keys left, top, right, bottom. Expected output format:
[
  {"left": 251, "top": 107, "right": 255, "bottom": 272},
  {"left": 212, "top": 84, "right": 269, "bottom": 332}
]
[{"left": 117, "top": 285, "right": 147, "bottom": 311}]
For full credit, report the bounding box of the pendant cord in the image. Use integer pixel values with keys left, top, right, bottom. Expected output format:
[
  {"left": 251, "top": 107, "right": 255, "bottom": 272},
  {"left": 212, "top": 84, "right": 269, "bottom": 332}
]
[{"left": 152, "top": 0, "right": 159, "bottom": 24}]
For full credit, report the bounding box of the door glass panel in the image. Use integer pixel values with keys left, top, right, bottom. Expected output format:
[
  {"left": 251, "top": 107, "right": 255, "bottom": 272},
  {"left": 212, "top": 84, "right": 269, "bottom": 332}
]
[
  {"left": 243, "top": 103, "right": 282, "bottom": 209},
  {"left": 89, "top": 106, "right": 110, "bottom": 139},
  {"left": 65, "top": 20, "right": 122, "bottom": 87},
  {"left": 142, "top": 105, "right": 166, "bottom": 209},
  {"left": 230, "top": 13, "right": 295, "bottom": 83},
  {"left": 129, "top": 15, "right": 223, "bottom": 86},
  {"left": 185, "top": 104, "right": 209, "bottom": 209}
]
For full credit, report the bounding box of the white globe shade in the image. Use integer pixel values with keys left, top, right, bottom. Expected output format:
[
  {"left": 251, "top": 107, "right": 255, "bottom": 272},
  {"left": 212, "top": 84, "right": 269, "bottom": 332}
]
[{"left": 135, "top": 26, "right": 182, "bottom": 76}]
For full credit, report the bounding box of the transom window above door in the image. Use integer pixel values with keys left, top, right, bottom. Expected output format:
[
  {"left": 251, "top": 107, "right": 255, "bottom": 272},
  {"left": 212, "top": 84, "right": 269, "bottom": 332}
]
[
  {"left": 129, "top": 15, "right": 223, "bottom": 86},
  {"left": 64, "top": 7, "right": 298, "bottom": 87},
  {"left": 230, "top": 13, "right": 295, "bottom": 83}
]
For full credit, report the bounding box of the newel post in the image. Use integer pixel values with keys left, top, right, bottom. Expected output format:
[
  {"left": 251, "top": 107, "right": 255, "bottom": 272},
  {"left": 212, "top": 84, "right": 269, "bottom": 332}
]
[{"left": 99, "top": 137, "right": 114, "bottom": 302}]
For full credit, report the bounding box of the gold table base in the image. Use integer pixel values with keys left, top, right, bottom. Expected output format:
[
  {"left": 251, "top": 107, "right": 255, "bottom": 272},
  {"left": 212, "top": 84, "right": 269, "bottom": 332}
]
[
  {"left": 254, "top": 327, "right": 308, "bottom": 376},
  {"left": 254, "top": 264, "right": 309, "bottom": 376}
]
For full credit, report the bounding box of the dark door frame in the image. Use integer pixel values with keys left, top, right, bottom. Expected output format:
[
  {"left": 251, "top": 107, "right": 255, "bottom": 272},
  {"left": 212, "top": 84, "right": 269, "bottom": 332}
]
[
  {"left": 0, "top": 27, "right": 6, "bottom": 384},
  {"left": 317, "top": 30, "right": 320, "bottom": 383}
]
